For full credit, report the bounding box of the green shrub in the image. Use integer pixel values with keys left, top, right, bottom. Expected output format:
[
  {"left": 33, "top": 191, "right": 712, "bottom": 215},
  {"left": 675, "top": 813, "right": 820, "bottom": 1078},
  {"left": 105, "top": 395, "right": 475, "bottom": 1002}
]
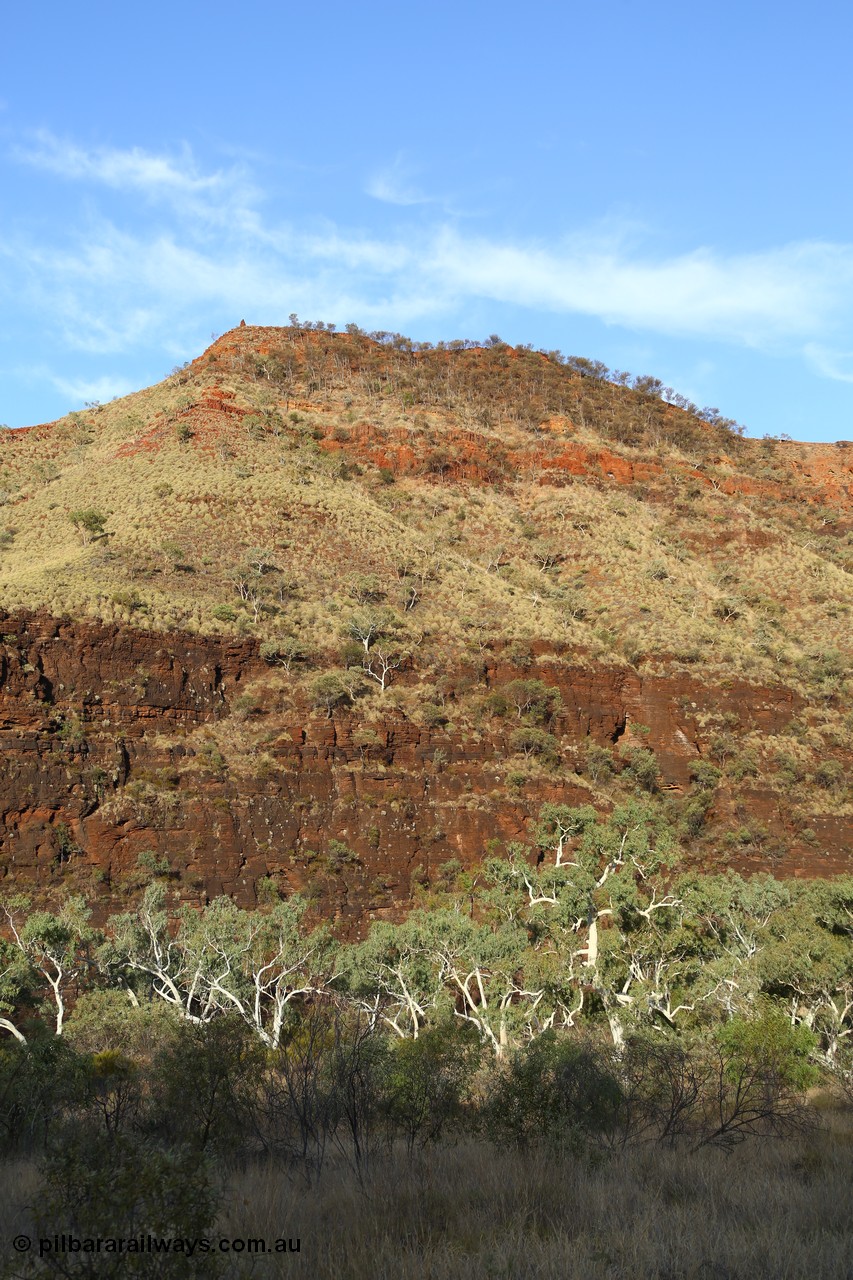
[
  {"left": 384, "top": 1024, "right": 479, "bottom": 1154},
  {"left": 716, "top": 1007, "right": 819, "bottom": 1093},
  {"left": 584, "top": 742, "right": 615, "bottom": 782},
  {"left": 620, "top": 746, "right": 659, "bottom": 793},
  {"left": 68, "top": 508, "right": 106, "bottom": 543},
  {"left": 32, "top": 1133, "right": 222, "bottom": 1278},
  {"left": 484, "top": 1034, "right": 622, "bottom": 1152},
  {"left": 689, "top": 760, "right": 722, "bottom": 791},
  {"left": 311, "top": 671, "right": 353, "bottom": 716},
  {"left": 509, "top": 727, "right": 559, "bottom": 763},
  {"left": 813, "top": 760, "right": 844, "bottom": 791}
]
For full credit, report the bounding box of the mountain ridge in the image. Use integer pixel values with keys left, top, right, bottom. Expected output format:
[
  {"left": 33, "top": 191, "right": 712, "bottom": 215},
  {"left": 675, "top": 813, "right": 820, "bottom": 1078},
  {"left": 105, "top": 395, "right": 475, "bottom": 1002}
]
[{"left": 0, "top": 323, "right": 849, "bottom": 917}]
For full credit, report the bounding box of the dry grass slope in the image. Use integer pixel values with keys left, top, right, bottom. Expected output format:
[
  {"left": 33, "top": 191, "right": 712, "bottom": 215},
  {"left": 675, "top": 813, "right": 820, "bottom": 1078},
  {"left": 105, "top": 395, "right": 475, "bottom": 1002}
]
[{"left": 0, "top": 324, "right": 848, "bottom": 692}]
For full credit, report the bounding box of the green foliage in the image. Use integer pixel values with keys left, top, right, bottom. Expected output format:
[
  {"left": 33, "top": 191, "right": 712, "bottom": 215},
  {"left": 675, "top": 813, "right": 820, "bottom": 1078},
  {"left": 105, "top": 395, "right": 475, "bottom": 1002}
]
[
  {"left": 57, "top": 714, "right": 86, "bottom": 748},
  {"left": 503, "top": 679, "right": 562, "bottom": 724},
  {"left": 583, "top": 741, "right": 616, "bottom": 782},
  {"left": 716, "top": 1007, "right": 819, "bottom": 1092},
  {"left": 65, "top": 989, "right": 178, "bottom": 1057},
  {"left": 311, "top": 670, "right": 353, "bottom": 715},
  {"left": 484, "top": 1033, "right": 623, "bottom": 1151},
  {"left": 383, "top": 1023, "right": 480, "bottom": 1154},
  {"left": 482, "top": 690, "right": 509, "bottom": 717},
  {"left": 1, "top": 895, "right": 96, "bottom": 1036},
  {"left": 136, "top": 849, "right": 171, "bottom": 878},
  {"left": 689, "top": 760, "right": 722, "bottom": 790},
  {"left": 32, "top": 1133, "right": 222, "bottom": 1278},
  {"left": 148, "top": 1017, "right": 261, "bottom": 1153},
  {"left": 211, "top": 603, "right": 237, "bottom": 622},
  {"left": 260, "top": 636, "right": 308, "bottom": 669},
  {"left": 0, "top": 1036, "right": 87, "bottom": 1152},
  {"left": 68, "top": 508, "right": 107, "bottom": 543},
  {"left": 727, "top": 749, "right": 759, "bottom": 781},
  {"left": 620, "top": 746, "right": 660, "bottom": 793},
  {"left": 813, "top": 759, "right": 845, "bottom": 792},
  {"left": 681, "top": 792, "right": 713, "bottom": 837},
  {"left": 509, "top": 726, "right": 559, "bottom": 763},
  {"left": 420, "top": 702, "right": 448, "bottom": 728},
  {"left": 326, "top": 839, "right": 360, "bottom": 868},
  {"left": 231, "top": 691, "right": 261, "bottom": 720}
]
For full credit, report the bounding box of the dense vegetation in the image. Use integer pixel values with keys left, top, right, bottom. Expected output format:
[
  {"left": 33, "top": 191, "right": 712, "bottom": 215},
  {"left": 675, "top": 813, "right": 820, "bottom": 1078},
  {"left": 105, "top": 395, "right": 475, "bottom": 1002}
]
[
  {"left": 1, "top": 819, "right": 852, "bottom": 1275},
  {"left": 3, "top": 803, "right": 852, "bottom": 1068}
]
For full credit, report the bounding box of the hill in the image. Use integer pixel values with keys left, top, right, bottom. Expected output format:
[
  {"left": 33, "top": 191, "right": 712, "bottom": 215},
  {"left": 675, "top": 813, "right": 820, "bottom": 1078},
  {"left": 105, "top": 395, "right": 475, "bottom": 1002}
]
[{"left": 0, "top": 322, "right": 850, "bottom": 922}]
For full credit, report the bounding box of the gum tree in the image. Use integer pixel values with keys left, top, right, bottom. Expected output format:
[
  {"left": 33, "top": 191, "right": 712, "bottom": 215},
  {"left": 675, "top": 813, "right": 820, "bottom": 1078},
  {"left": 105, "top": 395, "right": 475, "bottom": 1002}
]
[
  {"left": 104, "top": 885, "right": 334, "bottom": 1048},
  {"left": 484, "top": 803, "right": 683, "bottom": 1048},
  {"left": 1, "top": 895, "right": 96, "bottom": 1036}
]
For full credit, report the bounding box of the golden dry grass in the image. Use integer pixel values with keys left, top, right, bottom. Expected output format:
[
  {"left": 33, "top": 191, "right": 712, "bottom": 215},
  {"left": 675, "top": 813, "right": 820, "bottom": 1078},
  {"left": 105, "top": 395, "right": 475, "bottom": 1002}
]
[
  {"left": 221, "top": 1122, "right": 853, "bottom": 1279},
  {"left": 3, "top": 1129, "right": 853, "bottom": 1279},
  {"left": 0, "top": 325, "right": 848, "bottom": 701}
]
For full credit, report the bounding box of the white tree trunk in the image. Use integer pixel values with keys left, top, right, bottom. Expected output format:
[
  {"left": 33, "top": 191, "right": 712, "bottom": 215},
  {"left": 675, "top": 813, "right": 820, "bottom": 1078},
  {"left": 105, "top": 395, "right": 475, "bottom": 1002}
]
[{"left": 0, "top": 1016, "right": 26, "bottom": 1045}]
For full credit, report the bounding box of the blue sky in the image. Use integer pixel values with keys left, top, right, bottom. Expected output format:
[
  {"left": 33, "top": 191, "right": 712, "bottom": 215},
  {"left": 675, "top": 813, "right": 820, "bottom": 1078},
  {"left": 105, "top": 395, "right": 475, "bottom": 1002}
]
[{"left": 2, "top": 1, "right": 853, "bottom": 440}]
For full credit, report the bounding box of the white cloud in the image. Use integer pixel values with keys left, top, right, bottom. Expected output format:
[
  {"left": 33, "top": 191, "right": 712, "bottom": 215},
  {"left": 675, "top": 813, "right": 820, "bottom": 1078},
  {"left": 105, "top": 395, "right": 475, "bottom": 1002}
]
[
  {"left": 13, "top": 131, "right": 258, "bottom": 225},
  {"left": 8, "top": 135, "right": 853, "bottom": 373},
  {"left": 366, "top": 154, "right": 433, "bottom": 207},
  {"left": 803, "top": 343, "right": 853, "bottom": 384},
  {"left": 49, "top": 372, "right": 137, "bottom": 405},
  {"left": 419, "top": 229, "right": 853, "bottom": 346}
]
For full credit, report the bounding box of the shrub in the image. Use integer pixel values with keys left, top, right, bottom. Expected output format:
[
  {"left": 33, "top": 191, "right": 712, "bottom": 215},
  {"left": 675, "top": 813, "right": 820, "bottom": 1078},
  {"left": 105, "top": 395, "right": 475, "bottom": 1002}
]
[
  {"left": 689, "top": 760, "right": 722, "bottom": 790},
  {"left": 260, "top": 637, "right": 307, "bottom": 669},
  {"left": 620, "top": 746, "right": 659, "bottom": 793},
  {"left": 420, "top": 703, "right": 448, "bottom": 728},
  {"left": 384, "top": 1024, "right": 480, "bottom": 1155},
  {"left": 584, "top": 742, "right": 615, "bottom": 782},
  {"left": 32, "top": 1133, "right": 222, "bottom": 1278},
  {"left": 509, "top": 727, "right": 559, "bottom": 764},
  {"left": 482, "top": 691, "right": 509, "bottom": 718},
  {"left": 728, "top": 749, "right": 759, "bottom": 781},
  {"left": 681, "top": 793, "right": 712, "bottom": 836},
  {"left": 715, "top": 1007, "right": 818, "bottom": 1093},
  {"left": 326, "top": 839, "right": 360, "bottom": 869},
  {"left": 311, "top": 672, "right": 352, "bottom": 716},
  {"left": 484, "top": 1034, "right": 622, "bottom": 1152},
  {"left": 68, "top": 508, "right": 106, "bottom": 544},
  {"left": 503, "top": 679, "right": 562, "bottom": 724},
  {"left": 136, "top": 849, "right": 171, "bottom": 877},
  {"left": 0, "top": 1038, "right": 86, "bottom": 1154},
  {"left": 231, "top": 692, "right": 261, "bottom": 721},
  {"left": 813, "top": 760, "right": 844, "bottom": 791}
]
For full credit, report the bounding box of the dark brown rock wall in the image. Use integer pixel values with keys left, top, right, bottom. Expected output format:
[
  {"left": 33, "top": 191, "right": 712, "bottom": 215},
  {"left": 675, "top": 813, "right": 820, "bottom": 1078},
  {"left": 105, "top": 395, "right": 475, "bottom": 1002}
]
[{"left": 0, "top": 612, "right": 849, "bottom": 928}]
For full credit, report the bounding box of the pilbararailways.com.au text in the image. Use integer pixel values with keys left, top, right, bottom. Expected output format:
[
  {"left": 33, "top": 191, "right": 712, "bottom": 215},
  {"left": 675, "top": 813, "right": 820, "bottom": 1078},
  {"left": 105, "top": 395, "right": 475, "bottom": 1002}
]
[{"left": 11, "top": 1234, "right": 301, "bottom": 1258}]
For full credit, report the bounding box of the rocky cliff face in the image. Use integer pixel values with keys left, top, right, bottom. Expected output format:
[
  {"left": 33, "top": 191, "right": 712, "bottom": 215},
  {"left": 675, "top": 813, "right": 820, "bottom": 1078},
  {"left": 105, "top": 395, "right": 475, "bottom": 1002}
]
[
  {"left": 0, "top": 325, "right": 850, "bottom": 922},
  {"left": 2, "top": 610, "right": 848, "bottom": 928}
]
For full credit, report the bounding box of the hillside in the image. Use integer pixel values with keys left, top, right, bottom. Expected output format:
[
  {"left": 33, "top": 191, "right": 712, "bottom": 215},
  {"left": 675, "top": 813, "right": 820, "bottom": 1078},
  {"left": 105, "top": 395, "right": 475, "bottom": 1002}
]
[{"left": 0, "top": 323, "right": 850, "bottom": 922}]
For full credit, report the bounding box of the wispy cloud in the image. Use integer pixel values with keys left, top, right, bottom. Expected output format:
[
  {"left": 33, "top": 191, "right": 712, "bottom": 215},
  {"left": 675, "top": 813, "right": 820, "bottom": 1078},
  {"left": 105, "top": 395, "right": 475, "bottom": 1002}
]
[
  {"left": 424, "top": 230, "right": 853, "bottom": 346},
  {"left": 13, "top": 131, "right": 258, "bottom": 225},
  {"left": 366, "top": 154, "right": 434, "bottom": 207},
  {"left": 803, "top": 343, "right": 853, "bottom": 384},
  {"left": 7, "top": 136, "right": 853, "bottom": 374},
  {"left": 48, "top": 372, "right": 137, "bottom": 405}
]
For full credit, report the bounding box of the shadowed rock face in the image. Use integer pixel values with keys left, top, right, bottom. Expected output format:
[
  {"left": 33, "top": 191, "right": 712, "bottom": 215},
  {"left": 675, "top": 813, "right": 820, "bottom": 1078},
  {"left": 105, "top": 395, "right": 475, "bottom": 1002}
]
[{"left": 1, "top": 610, "right": 848, "bottom": 929}]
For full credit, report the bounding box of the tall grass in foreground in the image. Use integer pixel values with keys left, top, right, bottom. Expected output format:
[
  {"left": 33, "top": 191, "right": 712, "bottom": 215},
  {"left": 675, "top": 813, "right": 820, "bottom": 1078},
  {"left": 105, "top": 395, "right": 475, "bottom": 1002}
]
[
  {"left": 4, "top": 1126, "right": 850, "bottom": 1279},
  {"left": 219, "top": 1128, "right": 853, "bottom": 1280}
]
